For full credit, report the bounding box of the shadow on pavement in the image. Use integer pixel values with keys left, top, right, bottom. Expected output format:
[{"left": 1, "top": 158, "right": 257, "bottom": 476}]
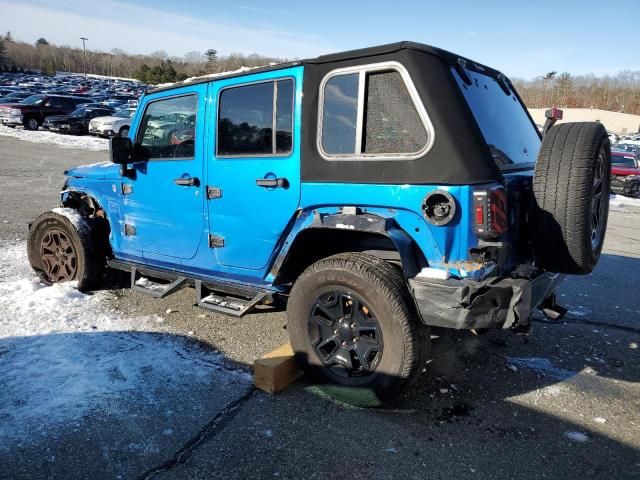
[{"left": 2, "top": 253, "right": 638, "bottom": 479}]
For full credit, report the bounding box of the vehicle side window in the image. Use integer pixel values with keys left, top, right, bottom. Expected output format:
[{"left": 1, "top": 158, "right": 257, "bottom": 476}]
[
  {"left": 364, "top": 71, "right": 427, "bottom": 154},
  {"left": 319, "top": 64, "right": 431, "bottom": 159},
  {"left": 64, "top": 98, "right": 78, "bottom": 109},
  {"left": 321, "top": 74, "right": 359, "bottom": 155},
  {"left": 45, "top": 97, "right": 63, "bottom": 109},
  {"left": 217, "top": 78, "right": 294, "bottom": 157},
  {"left": 136, "top": 94, "right": 197, "bottom": 160}
]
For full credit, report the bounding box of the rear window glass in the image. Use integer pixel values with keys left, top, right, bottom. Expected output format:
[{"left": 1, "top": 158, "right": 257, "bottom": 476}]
[{"left": 453, "top": 68, "right": 540, "bottom": 171}]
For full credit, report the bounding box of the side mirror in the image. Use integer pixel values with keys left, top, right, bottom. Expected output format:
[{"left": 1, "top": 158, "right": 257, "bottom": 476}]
[{"left": 109, "top": 137, "right": 132, "bottom": 164}]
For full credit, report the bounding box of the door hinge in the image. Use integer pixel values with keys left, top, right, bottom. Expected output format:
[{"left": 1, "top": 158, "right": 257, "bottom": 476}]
[
  {"left": 209, "top": 234, "right": 225, "bottom": 248},
  {"left": 207, "top": 186, "right": 222, "bottom": 199},
  {"left": 122, "top": 183, "right": 133, "bottom": 195},
  {"left": 124, "top": 224, "right": 136, "bottom": 236}
]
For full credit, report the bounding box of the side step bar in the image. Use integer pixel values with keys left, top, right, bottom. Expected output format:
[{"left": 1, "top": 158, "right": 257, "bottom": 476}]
[
  {"left": 131, "top": 267, "right": 188, "bottom": 299},
  {"left": 108, "top": 259, "right": 273, "bottom": 317},
  {"left": 196, "top": 281, "right": 268, "bottom": 317}
]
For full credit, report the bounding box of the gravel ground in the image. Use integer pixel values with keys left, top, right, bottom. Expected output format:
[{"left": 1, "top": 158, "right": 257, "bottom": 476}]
[{"left": 0, "top": 135, "right": 638, "bottom": 479}]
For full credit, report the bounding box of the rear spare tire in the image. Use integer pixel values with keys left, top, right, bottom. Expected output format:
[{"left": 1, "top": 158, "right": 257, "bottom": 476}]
[{"left": 532, "top": 122, "right": 610, "bottom": 274}]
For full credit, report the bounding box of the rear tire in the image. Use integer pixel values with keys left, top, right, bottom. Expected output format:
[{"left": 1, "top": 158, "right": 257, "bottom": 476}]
[
  {"left": 28, "top": 209, "right": 105, "bottom": 291},
  {"left": 532, "top": 122, "right": 610, "bottom": 274},
  {"left": 287, "top": 253, "right": 430, "bottom": 406}
]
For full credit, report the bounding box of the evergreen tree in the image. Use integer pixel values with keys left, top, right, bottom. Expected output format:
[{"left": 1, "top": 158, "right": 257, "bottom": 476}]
[
  {"left": 0, "top": 37, "right": 6, "bottom": 66},
  {"left": 205, "top": 48, "right": 217, "bottom": 70}
]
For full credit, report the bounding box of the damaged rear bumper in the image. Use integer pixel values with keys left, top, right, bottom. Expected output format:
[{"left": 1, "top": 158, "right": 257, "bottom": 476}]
[{"left": 408, "top": 272, "right": 562, "bottom": 330}]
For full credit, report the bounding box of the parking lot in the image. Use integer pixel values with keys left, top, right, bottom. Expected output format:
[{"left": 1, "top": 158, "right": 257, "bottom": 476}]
[{"left": 0, "top": 134, "right": 639, "bottom": 479}]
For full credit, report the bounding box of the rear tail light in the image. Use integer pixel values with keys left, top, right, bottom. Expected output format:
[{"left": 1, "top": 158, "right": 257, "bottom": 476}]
[{"left": 473, "top": 186, "right": 508, "bottom": 240}]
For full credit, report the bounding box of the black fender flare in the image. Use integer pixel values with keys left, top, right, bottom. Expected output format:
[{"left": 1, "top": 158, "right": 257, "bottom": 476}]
[{"left": 271, "top": 212, "right": 425, "bottom": 284}]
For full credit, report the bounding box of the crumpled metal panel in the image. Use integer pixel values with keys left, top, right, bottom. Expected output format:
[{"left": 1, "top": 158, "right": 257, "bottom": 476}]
[{"left": 409, "top": 272, "right": 560, "bottom": 330}]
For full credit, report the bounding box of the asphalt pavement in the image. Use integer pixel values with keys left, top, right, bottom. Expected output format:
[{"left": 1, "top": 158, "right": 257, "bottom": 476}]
[{"left": 0, "top": 136, "right": 638, "bottom": 479}]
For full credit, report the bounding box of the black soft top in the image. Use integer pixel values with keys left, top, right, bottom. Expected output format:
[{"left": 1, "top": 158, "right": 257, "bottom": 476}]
[
  {"left": 147, "top": 42, "right": 528, "bottom": 185},
  {"left": 148, "top": 41, "right": 507, "bottom": 94}
]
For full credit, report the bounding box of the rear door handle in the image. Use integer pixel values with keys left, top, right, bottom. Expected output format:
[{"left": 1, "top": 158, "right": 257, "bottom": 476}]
[
  {"left": 256, "top": 177, "right": 288, "bottom": 188},
  {"left": 174, "top": 177, "right": 199, "bottom": 186}
]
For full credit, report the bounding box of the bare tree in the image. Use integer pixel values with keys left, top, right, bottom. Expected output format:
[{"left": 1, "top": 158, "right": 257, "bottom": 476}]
[
  {"left": 3, "top": 36, "right": 284, "bottom": 82},
  {"left": 513, "top": 70, "right": 640, "bottom": 115}
]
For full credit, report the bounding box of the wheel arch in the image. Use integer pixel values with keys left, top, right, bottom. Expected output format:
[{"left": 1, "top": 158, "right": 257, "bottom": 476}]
[
  {"left": 271, "top": 211, "right": 427, "bottom": 286},
  {"left": 60, "top": 190, "right": 113, "bottom": 257}
]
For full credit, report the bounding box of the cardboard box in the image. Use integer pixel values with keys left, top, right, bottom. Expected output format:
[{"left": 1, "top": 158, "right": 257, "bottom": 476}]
[{"left": 254, "top": 344, "right": 303, "bottom": 394}]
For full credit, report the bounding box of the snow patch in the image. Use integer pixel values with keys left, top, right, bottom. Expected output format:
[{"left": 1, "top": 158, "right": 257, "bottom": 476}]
[
  {"left": 610, "top": 194, "right": 640, "bottom": 209},
  {"left": 154, "top": 66, "right": 258, "bottom": 89},
  {"left": 506, "top": 357, "right": 576, "bottom": 380},
  {"left": 0, "top": 125, "right": 108, "bottom": 151},
  {"left": 416, "top": 267, "right": 450, "bottom": 280},
  {"left": 134, "top": 276, "right": 168, "bottom": 292},
  {"left": 335, "top": 223, "right": 355, "bottom": 230},
  {"left": 565, "top": 431, "right": 589, "bottom": 442},
  {"left": 567, "top": 305, "right": 591, "bottom": 317},
  {"left": 0, "top": 242, "right": 250, "bottom": 447},
  {"left": 51, "top": 207, "right": 90, "bottom": 234}
]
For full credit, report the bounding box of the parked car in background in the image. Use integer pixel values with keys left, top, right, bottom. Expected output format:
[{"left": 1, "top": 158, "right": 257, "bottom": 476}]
[
  {"left": 610, "top": 150, "right": 640, "bottom": 198},
  {"left": 0, "top": 94, "right": 86, "bottom": 130},
  {"left": 43, "top": 107, "right": 115, "bottom": 135},
  {"left": 76, "top": 102, "right": 114, "bottom": 110},
  {"left": 0, "top": 91, "right": 34, "bottom": 105},
  {"left": 88, "top": 107, "right": 136, "bottom": 137}
]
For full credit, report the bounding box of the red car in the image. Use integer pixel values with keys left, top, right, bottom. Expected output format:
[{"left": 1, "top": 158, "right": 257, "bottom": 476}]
[{"left": 610, "top": 150, "right": 640, "bottom": 197}]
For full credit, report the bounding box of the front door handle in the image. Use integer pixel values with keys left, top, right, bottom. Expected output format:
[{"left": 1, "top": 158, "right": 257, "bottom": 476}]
[
  {"left": 256, "top": 177, "right": 288, "bottom": 188},
  {"left": 174, "top": 177, "right": 199, "bottom": 187}
]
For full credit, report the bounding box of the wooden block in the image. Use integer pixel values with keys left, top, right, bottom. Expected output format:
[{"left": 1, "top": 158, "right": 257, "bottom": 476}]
[{"left": 254, "top": 343, "right": 303, "bottom": 394}]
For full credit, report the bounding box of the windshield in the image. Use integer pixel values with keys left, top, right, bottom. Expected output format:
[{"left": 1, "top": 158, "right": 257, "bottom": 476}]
[
  {"left": 453, "top": 68, "right": 540, "bottom": 171},
  {"left": 114, "top": 109, "right": 135, "bottom": 118},
  {"left": 611, "top": 155, "right": 637, "bottom": 167},
  {"left": 70, "top": 108, "right": 86, "bottom": 117},
  {"left": 21, "top": 95, "right": 45, "bottom": 105}
]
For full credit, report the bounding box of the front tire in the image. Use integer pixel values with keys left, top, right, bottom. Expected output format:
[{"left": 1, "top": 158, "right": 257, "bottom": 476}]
[
  {"left": 119, "top": 127, "right": 129, "bottom": 138},
  {"left": 27, "top": 209, "right": 105, "bottom": 291},
  {"left": 287, "top": 253, "right": 430, "bottom": 405},
  {"left": 23, "top": 116, "right": 39, "bottom": 131}
]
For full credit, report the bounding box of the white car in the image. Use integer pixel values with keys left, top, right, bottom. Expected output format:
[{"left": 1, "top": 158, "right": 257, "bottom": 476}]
[
  {"left": 608, "top": 132, "right": 619, "bottom": 144},
  {"left": 88, "top": 108, "right": 136, "bottom": 137}
]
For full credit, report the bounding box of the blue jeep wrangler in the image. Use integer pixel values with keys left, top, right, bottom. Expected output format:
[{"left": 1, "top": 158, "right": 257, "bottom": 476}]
[{"left": 28, "top": 42, "right": 610, "bottom": 402}]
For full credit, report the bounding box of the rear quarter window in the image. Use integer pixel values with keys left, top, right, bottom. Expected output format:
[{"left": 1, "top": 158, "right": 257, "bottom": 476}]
[{"left": 318, "top": 62, "right": 433, "bottom": 160}]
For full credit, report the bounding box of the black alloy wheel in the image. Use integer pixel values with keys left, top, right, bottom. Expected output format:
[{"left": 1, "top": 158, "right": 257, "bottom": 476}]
[{"left": 308, "top": 290, "right": 383, "bottom": 378}]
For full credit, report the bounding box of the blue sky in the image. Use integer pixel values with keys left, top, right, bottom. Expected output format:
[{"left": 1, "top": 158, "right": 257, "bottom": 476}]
[{"left": 1, "top": 0, "right": 638, "bottom": 78}]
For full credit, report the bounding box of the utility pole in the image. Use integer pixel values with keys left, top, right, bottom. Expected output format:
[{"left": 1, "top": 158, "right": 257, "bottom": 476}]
[{"left": 80, "top": 37, "right": 88, "bottom": 79}]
